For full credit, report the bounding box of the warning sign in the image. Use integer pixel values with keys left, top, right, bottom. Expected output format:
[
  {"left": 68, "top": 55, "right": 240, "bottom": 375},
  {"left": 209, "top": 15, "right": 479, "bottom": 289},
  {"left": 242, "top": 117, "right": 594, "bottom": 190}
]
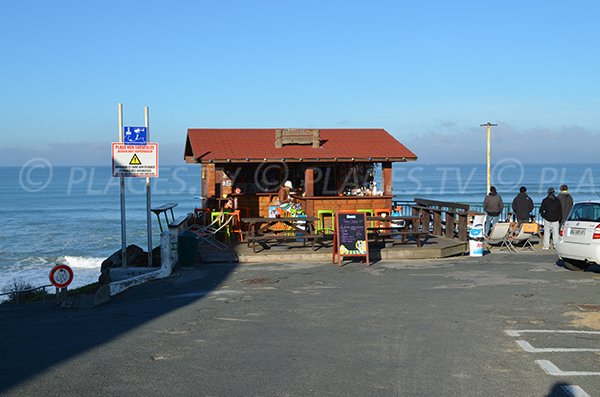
[
  {"left": 112, "top": 142, "right": 159, "bottom": 177},
  {"left": 129, "top": 154, "right": 142, "bottom": 165}
]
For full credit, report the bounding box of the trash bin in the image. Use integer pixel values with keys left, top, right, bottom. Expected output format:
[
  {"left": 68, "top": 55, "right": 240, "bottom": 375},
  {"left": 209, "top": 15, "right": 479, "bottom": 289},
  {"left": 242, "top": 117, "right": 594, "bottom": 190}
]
[
  {"left": 469, "top": 224, "right": 484, "bottom": 256},
  {"left": 177, "top": 230, "right": 199, "bottom": 267}
]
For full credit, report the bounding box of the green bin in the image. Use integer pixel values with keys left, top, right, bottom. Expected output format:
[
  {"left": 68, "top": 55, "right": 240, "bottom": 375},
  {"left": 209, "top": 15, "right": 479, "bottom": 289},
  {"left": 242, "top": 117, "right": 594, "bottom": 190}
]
[{"left": 177, "top": 230, "right": 199, "bottom": 267}]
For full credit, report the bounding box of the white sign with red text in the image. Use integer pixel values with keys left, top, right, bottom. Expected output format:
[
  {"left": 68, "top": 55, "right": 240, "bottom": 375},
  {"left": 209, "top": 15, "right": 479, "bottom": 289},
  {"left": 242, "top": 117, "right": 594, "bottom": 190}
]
[{"left": 112, "top": 142, "right": 159, "bottom": 177}]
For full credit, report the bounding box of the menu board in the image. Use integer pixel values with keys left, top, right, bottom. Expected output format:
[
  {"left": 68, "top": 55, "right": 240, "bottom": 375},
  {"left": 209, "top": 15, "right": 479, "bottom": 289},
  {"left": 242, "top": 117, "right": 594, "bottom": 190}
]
[{"left": 333, "top": 212, "right": 370, "bottom": 266}]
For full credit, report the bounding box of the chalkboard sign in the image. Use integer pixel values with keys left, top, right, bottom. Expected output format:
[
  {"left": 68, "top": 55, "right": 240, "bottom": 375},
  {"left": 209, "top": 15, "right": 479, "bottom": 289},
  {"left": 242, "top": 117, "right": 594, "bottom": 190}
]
[{"left": 332, "top": 212, "right": 370, "bottom": 266}]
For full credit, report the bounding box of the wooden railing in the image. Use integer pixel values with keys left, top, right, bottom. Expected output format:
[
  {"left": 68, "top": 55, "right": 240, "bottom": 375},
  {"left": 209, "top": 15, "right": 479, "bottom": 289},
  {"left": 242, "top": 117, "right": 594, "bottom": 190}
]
[{"left": 411, "top": 198, "right": 472, "bottom": 241}]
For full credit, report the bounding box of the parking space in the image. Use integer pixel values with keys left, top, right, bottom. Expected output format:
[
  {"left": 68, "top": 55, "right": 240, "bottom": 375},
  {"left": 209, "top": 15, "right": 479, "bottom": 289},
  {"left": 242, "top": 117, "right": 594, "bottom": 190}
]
[{"left": 506, "top": 329, "right": 600, "bottom": 397}]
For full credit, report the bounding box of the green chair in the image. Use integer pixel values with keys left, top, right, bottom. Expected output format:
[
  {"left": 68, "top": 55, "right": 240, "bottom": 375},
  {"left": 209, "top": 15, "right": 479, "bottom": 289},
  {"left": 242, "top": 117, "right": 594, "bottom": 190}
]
[
  {"left": 211, "top": 211, "right": 231, "bottom": 241},
  {"left": 317, "top": 209, "right": 335, "bottom": 235}
]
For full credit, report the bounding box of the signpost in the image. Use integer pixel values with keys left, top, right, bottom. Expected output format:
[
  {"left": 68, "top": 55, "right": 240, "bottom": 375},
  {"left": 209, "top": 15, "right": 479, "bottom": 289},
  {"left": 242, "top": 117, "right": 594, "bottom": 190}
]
[
  {"left": 49, "top": 263, "right": 74, "bottom": 305},
  {"left": 114, "top": 104, "right": 157, "bottom": 268},
  {"left": 332, "top": 212, "right": 370, "bottom": 266}
]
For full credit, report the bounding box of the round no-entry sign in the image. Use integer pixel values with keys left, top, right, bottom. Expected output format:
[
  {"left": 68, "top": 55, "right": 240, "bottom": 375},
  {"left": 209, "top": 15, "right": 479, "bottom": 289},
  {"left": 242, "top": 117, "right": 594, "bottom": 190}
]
[{"left": 49, "top": 264, "right": 74, "bottom": 288}]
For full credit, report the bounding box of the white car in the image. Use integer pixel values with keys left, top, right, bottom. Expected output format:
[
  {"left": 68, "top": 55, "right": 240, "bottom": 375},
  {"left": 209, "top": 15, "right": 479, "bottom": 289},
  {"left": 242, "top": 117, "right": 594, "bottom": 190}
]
[{"left": 555, "top": 201, "right": 600, "bottom": 270}]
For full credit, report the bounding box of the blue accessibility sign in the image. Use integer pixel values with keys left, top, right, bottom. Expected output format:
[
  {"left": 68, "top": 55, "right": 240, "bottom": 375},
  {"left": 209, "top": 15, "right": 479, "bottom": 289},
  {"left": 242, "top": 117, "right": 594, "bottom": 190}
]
[{"left": 123, "top": 126, "right": 147, "bottom": 145}]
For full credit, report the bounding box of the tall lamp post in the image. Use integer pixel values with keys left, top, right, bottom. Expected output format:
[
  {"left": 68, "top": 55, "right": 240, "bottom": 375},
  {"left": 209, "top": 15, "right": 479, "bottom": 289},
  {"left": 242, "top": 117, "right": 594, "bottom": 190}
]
[{"left": 480, "top": 122, "right": 497, "bottom": 194}]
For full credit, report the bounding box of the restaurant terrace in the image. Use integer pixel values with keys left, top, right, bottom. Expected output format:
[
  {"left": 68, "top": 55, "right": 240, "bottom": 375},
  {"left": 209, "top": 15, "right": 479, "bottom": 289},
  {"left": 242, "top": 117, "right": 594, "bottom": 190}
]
[{"left": 184, "top": 128, "right": 417, "bottom": 217}]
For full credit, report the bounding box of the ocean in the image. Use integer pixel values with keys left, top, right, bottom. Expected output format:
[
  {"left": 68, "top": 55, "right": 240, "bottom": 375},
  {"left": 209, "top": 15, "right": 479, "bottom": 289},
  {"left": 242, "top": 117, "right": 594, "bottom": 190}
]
[{"left": 1, "top": 161, "right": 599, "bottom": 297}]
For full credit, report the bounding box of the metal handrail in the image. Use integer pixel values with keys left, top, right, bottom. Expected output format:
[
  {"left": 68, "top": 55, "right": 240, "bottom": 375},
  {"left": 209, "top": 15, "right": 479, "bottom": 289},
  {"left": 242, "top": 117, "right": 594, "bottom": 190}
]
[{"left": 0, "top": 284, "right": 53, "bottom": 303}]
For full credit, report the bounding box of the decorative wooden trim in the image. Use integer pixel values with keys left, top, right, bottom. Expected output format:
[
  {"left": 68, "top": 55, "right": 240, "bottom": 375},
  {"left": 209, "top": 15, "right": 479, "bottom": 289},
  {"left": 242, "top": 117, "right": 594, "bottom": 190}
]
[{"left": 275, "top": 128, "right": 320, "bottom": 148}]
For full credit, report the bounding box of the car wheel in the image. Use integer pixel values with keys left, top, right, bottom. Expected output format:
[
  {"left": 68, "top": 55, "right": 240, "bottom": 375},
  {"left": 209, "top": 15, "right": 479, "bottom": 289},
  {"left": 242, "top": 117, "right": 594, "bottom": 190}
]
[{"left": 560, "top": 258, "right": 590, "bottom": 271}]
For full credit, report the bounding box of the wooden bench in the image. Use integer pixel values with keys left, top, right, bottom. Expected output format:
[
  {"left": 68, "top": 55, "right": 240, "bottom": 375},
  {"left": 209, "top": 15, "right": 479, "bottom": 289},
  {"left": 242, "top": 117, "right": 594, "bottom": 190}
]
[
  {"left": 169, "top": 215, "right": 188, "bottom": 228},
  {"left": 246, "top": 233, "right": 323, "bottom": 253},
  {"left": 370, "top": 229, "right": 429, "bottom": 247},
  {"left": 367, "top": 215, "right": 428, "bottom": 247},
  {"left": 151, "top": 203, "right": 178, "bottom": 232},
  {"left": 243, "top": 216, "right": 321, "bottom": 253}
]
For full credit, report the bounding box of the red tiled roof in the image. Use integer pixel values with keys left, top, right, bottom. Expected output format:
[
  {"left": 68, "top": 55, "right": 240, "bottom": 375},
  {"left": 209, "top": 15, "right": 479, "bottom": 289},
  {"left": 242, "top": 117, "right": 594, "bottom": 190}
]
[{"left": 184, "top": 129, "right": 417, "bottom": 163}]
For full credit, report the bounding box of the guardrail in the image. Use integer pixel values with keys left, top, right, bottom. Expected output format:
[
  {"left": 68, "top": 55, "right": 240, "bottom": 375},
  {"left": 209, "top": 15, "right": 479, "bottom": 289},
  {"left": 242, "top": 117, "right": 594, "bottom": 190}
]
[
  {"left": 393, "top": 198, "right": 543, "bottom": 223},
  {"left": 0, "top": 284, "right": 53, "bottom": 304}
]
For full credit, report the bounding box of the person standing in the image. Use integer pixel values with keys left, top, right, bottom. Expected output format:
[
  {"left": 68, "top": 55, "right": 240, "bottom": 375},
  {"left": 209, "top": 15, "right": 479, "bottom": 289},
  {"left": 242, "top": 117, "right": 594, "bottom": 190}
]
[
  {"left": 558, "top": 184, "right": 574, "bottom": 225},
  {"left": 539, "top": 187, "right": 562, "bottom": 250},
  {"left": 511, "top": 186, "right": 534, "bottom": 225},
  {"left": 483, "top": 186, "right": 504, "bottom": 235}
]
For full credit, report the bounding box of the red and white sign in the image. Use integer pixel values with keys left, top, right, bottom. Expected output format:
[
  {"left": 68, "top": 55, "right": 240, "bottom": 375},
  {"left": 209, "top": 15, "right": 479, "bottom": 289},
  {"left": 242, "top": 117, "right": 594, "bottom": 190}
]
[
  {"left": 112, "top": 142, "right": 159, "bottom": 178},
  {"left": 49, "top": 264, "right": 74, "bottom": 289}
]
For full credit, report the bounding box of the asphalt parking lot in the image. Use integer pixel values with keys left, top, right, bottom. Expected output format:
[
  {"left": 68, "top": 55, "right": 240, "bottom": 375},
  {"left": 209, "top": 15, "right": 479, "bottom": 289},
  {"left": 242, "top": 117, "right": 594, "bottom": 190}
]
[{"left": 1, "top": 251, "right": 599, "bottom": 397}]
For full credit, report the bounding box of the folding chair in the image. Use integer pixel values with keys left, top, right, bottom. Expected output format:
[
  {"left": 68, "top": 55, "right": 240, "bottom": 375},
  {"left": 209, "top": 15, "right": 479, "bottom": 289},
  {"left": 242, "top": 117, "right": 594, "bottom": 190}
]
[
  {"left": 187, "top": 211, "right": 234, "bottom": 250},
  {"left": 484, "top": 222, "right": 513, "bottom": 252},
  {"left": 508, "top": 223, "right": 537, "bottom": 251}
]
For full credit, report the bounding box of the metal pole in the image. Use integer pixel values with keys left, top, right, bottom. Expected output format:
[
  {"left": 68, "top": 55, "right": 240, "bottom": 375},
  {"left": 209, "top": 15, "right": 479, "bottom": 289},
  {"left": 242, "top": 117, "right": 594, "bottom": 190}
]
[
  {"left": 487, "top": 124, "right": 491, "bottom": 194},
  {"left": 480, "top": 122, "right": 497, "bottom": 194},
  {"left": 145, "top": 106, "right": 153, "bottom": 267},
  {"left": 119, "top": 103, "right": 127, "bottom": 268}
]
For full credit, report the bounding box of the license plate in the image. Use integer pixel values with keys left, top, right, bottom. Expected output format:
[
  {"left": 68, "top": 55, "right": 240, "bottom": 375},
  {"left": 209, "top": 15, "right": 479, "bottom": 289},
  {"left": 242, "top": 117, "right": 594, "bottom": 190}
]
[{"left": 569, "top": 228, "right": 585, "bottom": 236}]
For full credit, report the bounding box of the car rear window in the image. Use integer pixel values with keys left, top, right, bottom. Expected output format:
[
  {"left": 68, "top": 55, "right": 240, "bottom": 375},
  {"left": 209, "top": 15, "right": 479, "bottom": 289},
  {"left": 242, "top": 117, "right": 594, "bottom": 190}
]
[{"left": 568, "top": 203, "right": 600, "bottom": 222}]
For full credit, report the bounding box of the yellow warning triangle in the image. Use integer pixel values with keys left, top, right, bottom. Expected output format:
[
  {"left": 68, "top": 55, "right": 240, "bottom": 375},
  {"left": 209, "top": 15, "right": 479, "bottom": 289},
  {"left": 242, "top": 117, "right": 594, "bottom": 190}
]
[{"left": 129, "top": 154, "right": 142, "bottom": 165}]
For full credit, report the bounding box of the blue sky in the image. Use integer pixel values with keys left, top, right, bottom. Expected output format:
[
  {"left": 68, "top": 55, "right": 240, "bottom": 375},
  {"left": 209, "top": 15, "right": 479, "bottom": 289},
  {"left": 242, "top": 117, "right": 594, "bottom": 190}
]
[{"left": 1, "top": 0, "right": 599, "bottom": 165}]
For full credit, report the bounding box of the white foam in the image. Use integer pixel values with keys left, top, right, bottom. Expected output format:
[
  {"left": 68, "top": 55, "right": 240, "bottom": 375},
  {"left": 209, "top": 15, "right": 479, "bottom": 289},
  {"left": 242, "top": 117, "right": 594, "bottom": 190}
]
[{"left": 60, "top": 256, "right": 103, "bottom": 269}]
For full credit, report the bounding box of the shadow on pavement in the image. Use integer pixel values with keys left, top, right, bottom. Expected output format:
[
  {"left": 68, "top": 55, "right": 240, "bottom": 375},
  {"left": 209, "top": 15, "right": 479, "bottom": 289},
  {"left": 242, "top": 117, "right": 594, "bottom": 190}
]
[
  {"left": 545, "top": 382, "right": 582, "bottom": 397},
  {"left": 556, "top": 259, "right": 600, "bottom": 273},
  {"left": 0, "top": 263, "right": 236, "bottom": 393}
]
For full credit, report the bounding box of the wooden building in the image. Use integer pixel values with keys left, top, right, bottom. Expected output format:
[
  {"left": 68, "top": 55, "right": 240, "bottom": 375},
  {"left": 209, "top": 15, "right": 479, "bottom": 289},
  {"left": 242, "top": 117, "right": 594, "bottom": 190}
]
[{"left": 184, "top": 128, "right": 417, "bottom": 217}]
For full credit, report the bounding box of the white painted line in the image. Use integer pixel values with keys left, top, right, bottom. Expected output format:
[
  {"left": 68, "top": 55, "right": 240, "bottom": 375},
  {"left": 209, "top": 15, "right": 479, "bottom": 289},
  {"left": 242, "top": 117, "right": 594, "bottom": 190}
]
[
  {"left": 214, "top": 317, "right": 254, "bottom": 322},
  {"left": 505, "top": 330, "right": 600, "bottom": 337},
  {"left": 516, "top": 339, "right": 600, "bottom": 353},
  {"left": 561, "top": 385, "right": 591, "bottom": 397},
  {"left": 536, "top": 360, "right": 600, "bottom": 376},
  {"left": 505, "top": 330, "right": 521, "bottom": 337}
]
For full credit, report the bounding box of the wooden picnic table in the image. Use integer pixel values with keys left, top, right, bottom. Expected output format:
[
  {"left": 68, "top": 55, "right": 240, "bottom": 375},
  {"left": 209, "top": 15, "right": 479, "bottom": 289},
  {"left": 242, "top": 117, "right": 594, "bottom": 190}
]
[
  {"left": 366, "top": 215, "right": 428, "bottom": 247},
  {"left": 242, "top": 216, "right": 320, "bottom": 253}
]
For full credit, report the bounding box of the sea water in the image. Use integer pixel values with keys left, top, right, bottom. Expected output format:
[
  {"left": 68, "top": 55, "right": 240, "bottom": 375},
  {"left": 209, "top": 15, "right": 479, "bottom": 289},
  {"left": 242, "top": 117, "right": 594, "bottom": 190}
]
[{"left": 1, "top": 162, "right": 599, "bottom": 298}]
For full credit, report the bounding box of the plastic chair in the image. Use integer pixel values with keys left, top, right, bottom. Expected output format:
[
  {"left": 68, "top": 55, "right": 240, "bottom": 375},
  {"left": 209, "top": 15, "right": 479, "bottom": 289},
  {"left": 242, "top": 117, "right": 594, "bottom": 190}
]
[
  {"left": 317, "top": 209, "right": 335, "bottom": 234},
  {"left": 374, "top": 208, "right": 391, "bottom": 229},
  {"left": 228, "top": 210, "right": 243, "bottom": 242},
  {"left": 484, "top": 222, "right": 513, "bottom": 252}
]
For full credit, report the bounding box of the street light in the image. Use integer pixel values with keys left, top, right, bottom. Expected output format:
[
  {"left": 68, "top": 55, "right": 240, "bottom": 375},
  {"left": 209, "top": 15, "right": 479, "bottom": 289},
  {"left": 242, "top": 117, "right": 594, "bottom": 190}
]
[{"left": 480, "top": 122, "right": 497, "bottom": 194}]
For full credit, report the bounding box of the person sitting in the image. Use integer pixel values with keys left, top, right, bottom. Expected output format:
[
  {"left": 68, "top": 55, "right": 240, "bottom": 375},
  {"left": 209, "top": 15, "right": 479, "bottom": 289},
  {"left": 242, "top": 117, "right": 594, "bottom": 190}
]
[
  {"left": 223, "top": 194, "right": 237, "bottom": 210},
  {"left": 278, "top": 181, "right": 294, "bottom": 212}
]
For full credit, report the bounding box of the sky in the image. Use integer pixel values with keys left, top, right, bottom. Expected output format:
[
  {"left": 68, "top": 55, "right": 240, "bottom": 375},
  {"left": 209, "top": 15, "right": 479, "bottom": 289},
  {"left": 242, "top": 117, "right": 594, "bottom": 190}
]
[{"left": 1, "top": 0, "right": 599, "bottom": 165}]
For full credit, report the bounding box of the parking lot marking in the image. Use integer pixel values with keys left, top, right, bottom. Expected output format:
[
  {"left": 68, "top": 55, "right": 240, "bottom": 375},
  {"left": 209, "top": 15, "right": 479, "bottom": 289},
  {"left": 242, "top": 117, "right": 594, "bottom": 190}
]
[
  {"left": 536, "top": 360, "right": 600, "bottom": 376},
  {"left": 505, "top": 329, "right": 600, "bottom": 337},
  {"left": 515, "top": 339, "right": 600, "bottom": 353},
  {"left": 560, "top": 385, "right": 592, "bottom": 397}
]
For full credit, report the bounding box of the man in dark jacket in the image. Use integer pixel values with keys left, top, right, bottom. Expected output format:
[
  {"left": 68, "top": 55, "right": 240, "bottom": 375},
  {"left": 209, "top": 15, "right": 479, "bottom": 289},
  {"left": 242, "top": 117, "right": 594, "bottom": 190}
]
[
  {"left": 539, "top": 187, "right": 562, "bottom": 250},
  {"left": 483, "top": 186, "right": 503, "bottom": 235},
  {"left": 558, "top": 184, "right": 574, "bottom": 225},
  {"left": 511, "top": 186, "right": 534, "bottom": 225}
]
